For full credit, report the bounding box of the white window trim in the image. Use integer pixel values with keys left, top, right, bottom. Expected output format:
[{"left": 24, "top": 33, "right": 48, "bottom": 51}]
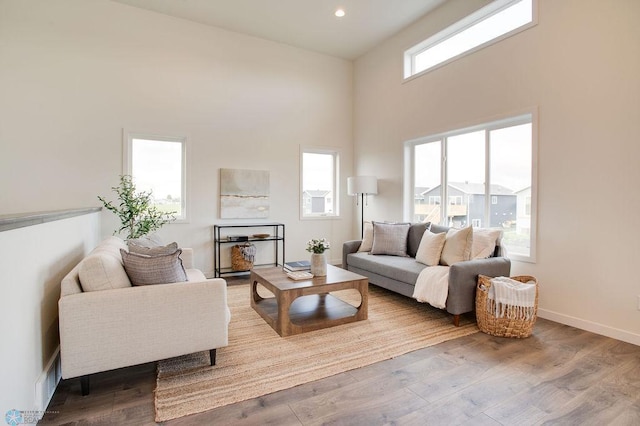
[
  {"left": 123, "top": 130, "right": 189, "bottom": 223},
  {"left": 299, "top": 146, "right": 341, "bottom": 220},
  {"left": 404, "top": 0, "right": 537, "bottom": 81},
  {"left": 403, "top": 110, "right": 538, "bottom": 263}
]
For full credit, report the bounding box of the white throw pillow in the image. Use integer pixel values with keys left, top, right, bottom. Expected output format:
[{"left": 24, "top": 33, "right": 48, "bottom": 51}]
[
  {"left": 415, "top": 230, "right": 447, "bottom": 266},
  {"left": 472, "top": 228, "right": 503, "bottom": 259},
  {"left": 440, "top": 226, "right": 473, "bottom": 266},
  {"left": 357, "top": 221, "right": 374, "bottom": 252}
]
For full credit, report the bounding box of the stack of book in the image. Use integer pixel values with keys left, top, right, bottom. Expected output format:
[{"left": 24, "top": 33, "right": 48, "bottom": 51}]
[{"left": 283, "top": 260, "right": 311, "bottom": 273}]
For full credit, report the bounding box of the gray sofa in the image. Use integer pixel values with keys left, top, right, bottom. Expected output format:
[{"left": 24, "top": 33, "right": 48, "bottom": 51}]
[{"left": 342, "top": 222, "right": 511, "bottom": 326}]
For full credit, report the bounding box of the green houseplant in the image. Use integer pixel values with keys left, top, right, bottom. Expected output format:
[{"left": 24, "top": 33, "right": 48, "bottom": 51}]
[{"left": 98, "top": 175, "right": 176, "bottom": 240}]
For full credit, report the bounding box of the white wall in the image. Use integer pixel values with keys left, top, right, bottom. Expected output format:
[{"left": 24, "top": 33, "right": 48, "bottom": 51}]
[
  {"left": 354, "top": 0, "right": 640, "bottom": 343},
  {"left": 0, "top": 212, "right": 101, "bottom": 416},
  {"left": 0, "top": 0, "right": 354, "bottom": 270}
]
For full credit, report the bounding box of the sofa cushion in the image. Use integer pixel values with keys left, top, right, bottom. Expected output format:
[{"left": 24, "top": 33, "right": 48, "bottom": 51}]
[
  {"left": 407, "top": 222, "right": 430, "bottom": 258},
  {"left": 120, "top": 249, "right": 188, "bottom": 286},
  {"left": 357, "top": 221, "right": 374, "bottom": 252},
  {"left": 79, "top": 254, "right": 132, "bottom": 292},
  {"left": 371, "top": 222, "right": 411, "bottom": 257},
  {"left": 348, "top": 252, "right": 426, "bottom": 285},
  {"left": 128, "top": 241, "right": 179, "bottom": 256},
  {"left": 415, "top": 230, "right": 447, "bottom": 266},
  {"left": 472, "top": 228, "right": 503, "bottom": 259},
  {"left": 440, "top": 226, "right": 473, "bottom": 266}
]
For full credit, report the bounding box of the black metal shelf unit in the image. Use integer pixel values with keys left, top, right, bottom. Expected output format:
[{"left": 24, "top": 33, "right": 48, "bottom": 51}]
[{"left": 213, "top": 223, "right": 285, "bottom": 277}]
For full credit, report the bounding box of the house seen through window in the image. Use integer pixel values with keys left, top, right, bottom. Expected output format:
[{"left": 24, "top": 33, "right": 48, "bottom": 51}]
[
  {"left": 301, "top": 148, "right": 339, "bottom": 218},
  {"left": 406, "top": 114, "right": 535, "bottom": 261}
]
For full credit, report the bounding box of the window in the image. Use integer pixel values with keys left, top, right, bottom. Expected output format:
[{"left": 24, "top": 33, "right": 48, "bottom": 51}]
[
  {"left": 405, "top": 113, "right": 536, "bottom": 262},
  {"left": 301, "top": 148, "right": 340, "bottom": 218},
  {"left": 404, "top": 0, "right": 535, "bottom": 79},
  {"left": 124, "top": 133, "right": 187, "bottom": 221}
]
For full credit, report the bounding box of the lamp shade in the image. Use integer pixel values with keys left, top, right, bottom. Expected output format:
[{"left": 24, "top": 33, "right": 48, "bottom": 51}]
[{"left": 347, "top": 176, "right": 378, "bottom": 196}]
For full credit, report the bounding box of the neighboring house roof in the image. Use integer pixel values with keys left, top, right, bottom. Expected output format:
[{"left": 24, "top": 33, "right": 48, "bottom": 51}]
[
  {"left": 514, "top": 186, "right": 531, "bottom": 194},
  {"left": 423, "top": 182, "right": 514, "bottom": 196},
  {"left": 415, "top": 187, "right": 430, "bottom": 197},
  {"left": 304, "top": 190, "right": 330, "bottom": 197}
]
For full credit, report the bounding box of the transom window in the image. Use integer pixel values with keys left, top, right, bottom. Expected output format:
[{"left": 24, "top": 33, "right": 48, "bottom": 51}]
[
  {"left": 404, "top": 113, "right": 536, "bottom": 262},
  {"left": 404, "top": 0, "right": 535, "bottom": 79},
  {"left": 124, "top": 133, "right": 187, "bottom": 221}
]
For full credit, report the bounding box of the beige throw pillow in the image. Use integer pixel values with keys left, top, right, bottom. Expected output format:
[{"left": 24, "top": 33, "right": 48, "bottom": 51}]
[
  {"left": 357, "top": 222, "right": 374, "bottom": 252},
  {"left": 471, "top": 228, "right": 503, "bottom": 259},
  {"left": 415, "top": 230, "right": 447, "bottom": 266},
  {"left": 370, "top": 222, "right": 411, "bottom": 257},
  {"left": 440, "top": 226, "right": 473, "bottom": 266},
  {"left": 120, "top": 249, "right": 188, "bottom": 286}
]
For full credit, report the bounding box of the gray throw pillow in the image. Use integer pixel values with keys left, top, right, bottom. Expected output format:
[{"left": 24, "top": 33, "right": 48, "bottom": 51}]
[
  {"left": 128, "top": 241, "right": 178, "bottom": 256},
  {"left": 370, "top": 222, "right": 411, "bottom": 257},
  {"left": 120, "top": 249, "right": 188, "bottom": 286}
]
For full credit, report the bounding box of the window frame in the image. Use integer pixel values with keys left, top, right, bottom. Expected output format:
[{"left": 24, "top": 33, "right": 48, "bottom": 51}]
[
  {"left": 299, "top": 146, "right": 341, "bottom": 220},
  {"left": 404, "top": 112, "right": 537, "bottom": 263},
  {"left": 123, "top": 131, "right": 188, "bottom": 222},
  {"left": 404, "top": 0, "right": 537, "bottom": 81}
]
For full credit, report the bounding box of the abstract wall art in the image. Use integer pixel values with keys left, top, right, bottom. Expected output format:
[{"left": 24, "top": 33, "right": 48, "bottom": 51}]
[{"left": 220, "top": 168, "right": 270, "bottom": 218}]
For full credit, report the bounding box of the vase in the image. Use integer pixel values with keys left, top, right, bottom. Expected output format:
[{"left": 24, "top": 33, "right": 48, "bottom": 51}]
[{"left": 310, "top": 253, "right": 327, "bottom": 276}]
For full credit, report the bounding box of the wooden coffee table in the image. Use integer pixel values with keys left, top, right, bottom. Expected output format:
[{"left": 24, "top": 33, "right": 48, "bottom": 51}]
[{"left": 250, "top": 265, "right": 368, "bottom": 337}]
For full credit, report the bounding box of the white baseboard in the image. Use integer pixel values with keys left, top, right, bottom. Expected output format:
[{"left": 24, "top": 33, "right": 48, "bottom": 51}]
[
  {"left": 34, "top": 346, "right": 61, "bottom": 415},
  {"left": 538, "top": 309, "right": 640, "bottom": 346}
]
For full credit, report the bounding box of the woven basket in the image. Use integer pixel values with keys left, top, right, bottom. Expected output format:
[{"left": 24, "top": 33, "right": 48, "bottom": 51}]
[
  {"left": 476, "top": 275, "right": 538, "bottom": 338},
  {"left": 231, "top": 243, "right": 255, "bottom": 271}
]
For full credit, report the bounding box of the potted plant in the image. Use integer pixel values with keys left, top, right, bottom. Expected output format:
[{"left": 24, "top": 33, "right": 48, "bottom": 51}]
[
  {"left": 306, "top": 238, "right": 330, "bottom": 276},
  {"left": 98, "top": 175, "right": 176, "bottom": 240}
]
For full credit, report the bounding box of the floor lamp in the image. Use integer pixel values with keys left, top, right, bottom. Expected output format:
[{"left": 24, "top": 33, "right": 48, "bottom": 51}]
[{"left": 347, "top": 176, "right": 378, "bottom": 238}]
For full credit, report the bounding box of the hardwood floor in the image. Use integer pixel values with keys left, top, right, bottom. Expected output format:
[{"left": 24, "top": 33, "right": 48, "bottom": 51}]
[{"left": 40, "top": 298, "right": 640, "bottom": 425}]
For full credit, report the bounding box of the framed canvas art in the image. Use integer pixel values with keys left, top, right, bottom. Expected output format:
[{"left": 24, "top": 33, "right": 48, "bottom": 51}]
[{"left": 220, "top": 168, "right": 270, "bottom": 218}]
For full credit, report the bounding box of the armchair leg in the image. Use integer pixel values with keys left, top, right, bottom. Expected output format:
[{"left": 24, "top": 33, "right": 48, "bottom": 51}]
[
  {"left": 80, "top": 375, "right": 90, "bottom": 396},
  {"left": 452, "top": 314, "right": 460, "bottom": 327},
  {"left": 209, "top": 349, "right": 216, "bottom": 366}
]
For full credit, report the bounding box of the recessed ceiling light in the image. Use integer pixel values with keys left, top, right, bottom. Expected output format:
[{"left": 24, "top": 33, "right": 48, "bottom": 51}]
[{"left": 335, "top": 9, "right": 346, "bottom": 18}]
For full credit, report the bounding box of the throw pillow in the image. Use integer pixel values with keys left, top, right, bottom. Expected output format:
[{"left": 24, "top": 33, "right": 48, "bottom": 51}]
[
  {"left": 120, "top": 249, "right": 188, "bottom": 286},
  {"left": 407, "top": 222, "right": 430, "bottom": 258},
  {"left": 440, "top": 226, "right": 473, "bottom": 266},
  {"left": 370, "top": 222, "right": 411, "bottom": 257},
  {"left": 357, "top": 222, "right": 374, "bottom": 252},
  {"left": 126, "top": 233, "right": 164, "bottom": 248},
  {"left": 79, "top": 254, "right": 132, "bottom": 292},
  {"left": 415, "top": 230, "right": 447, "bottom": 266},
  {"left": 471, "top": 228, "right": 503, "bottom": 259},
  {"left": 128, "top": 241, "right": 179, "bottom": 256}
]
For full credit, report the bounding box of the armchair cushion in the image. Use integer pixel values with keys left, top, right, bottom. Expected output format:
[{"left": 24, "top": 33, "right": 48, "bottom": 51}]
[{"left": 128, "top": 241, "right": 178, "bottom": 256}]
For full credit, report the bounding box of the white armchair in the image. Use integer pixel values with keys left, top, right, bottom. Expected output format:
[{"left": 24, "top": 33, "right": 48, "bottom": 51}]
[{"left": 59, "top": 237, "right": 230, "bottom": 395}]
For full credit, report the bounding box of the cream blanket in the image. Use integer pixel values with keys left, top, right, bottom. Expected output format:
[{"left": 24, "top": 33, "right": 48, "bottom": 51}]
[
  {"left": 412, "top": 266, "right": 450, "bottom": 309},
  {"left": 487, "top": 276, "right": 537, "bottom": 320}
]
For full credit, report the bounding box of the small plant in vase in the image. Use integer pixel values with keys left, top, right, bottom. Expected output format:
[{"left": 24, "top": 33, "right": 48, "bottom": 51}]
[
  {"left": 98, "top": 175, "right": 176, "bottom": 240},
  {"left": 306, "top": 238, "right": 330, "bottom": 276}
]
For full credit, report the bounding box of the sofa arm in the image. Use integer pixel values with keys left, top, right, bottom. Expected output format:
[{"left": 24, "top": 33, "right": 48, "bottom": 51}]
[
  {"left": 180, "top": 247, "right": 194, "bottom": 269},
  {"left": 342, "top": 240, "right": 362, "bottom": 268},
  {"left": 59, "top": 278, "right": 229, "bottom": 379},
  {"left": 446, "top": 257, "right": 511, "bottom": 315}
]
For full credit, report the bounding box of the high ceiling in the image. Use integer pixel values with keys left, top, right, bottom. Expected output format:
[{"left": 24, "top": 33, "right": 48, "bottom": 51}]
[{"left": 111, "top": 0, "right": 447, "bottom": 59}]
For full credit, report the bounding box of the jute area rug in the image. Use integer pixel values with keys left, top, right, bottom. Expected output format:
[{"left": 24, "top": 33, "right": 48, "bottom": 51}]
[{"left": 154, "top": 283, "right": 478, "bottom": 422}]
